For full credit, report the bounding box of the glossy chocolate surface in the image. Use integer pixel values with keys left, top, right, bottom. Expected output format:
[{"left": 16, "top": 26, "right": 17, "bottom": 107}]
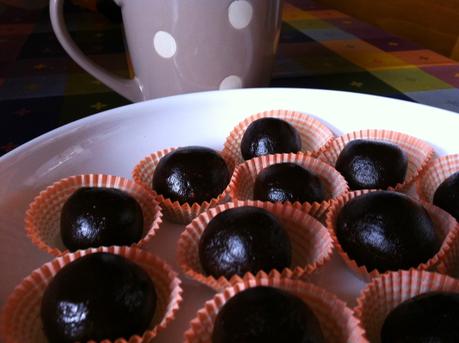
[
  {"left": 60, "top": 187, "right": 143, "bottom": 251},
  {"left": 336, "top": 191, "right": 440, "bottom": 272},
  {"left": 152, "top": 146, "right": 230, "bottom": 204},
  {"left": 199, "top": 207, "right": 291, "bottom": 279},
  {"left": 41, "top": 252, "right": 156, "bottom": 343},
  {"left": 433, "top": 171, "right": 459, "bottom": 221},
  {"left": 335, "top": 139, "right": 408, "bottom": 190},
  {"left": 254, "top": 162, "right": 326, "bottom": 203},
  {"left": 381, "top": 292, "right": 459, "bottom": 343},
  {"left": 212, "top": 286, "right": 325, "bottom": 343},
  {"left": 240, "top": 118, "right": 301, "bottom": 160}
]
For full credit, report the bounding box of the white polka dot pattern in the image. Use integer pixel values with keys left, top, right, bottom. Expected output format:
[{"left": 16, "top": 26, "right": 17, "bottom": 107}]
[
  {"left": 153, "top": 31, "right": 177, "bottom": 58},
  {"left": 228, "top": 0, "right": 253, "bottom": 29},
  {"left": 219, "top": 75, "right": 243, "bottom": 90}
]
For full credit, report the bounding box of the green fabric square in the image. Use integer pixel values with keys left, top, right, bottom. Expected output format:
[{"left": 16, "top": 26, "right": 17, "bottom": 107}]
[
  {"left": 372, "top": 67, "right": 453, "bottom": 92},
  {"left": 288, "top": 19, "right": 332, "bottom": 31}
]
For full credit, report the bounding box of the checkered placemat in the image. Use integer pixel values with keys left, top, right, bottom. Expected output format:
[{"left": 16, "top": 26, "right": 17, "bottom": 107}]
[{"left": 1, "top": 0, "right": 459, "bottom": 155}]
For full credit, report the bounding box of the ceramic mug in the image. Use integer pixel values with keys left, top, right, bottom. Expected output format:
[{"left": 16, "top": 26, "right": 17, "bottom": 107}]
[{"left": 50, "top": 0, "right": 284, "bottom": 102}]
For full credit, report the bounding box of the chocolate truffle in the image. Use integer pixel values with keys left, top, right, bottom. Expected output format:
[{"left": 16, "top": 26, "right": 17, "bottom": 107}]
[
  {"left": 199, "top": 207, "right": 291, "bottom": 279},
  {"left": 254, "top": 162, "right": 326, "bottom": 203},
  {"left": 335, "top": 139, "right": 408, "bottom": 190},
  {"left": 41, "top": 252, "right": 156, "bottom": 343},
  {"left": 381, "top": 292, "right": 459, "bottom": 342},
  {"left": 240, "top": 117, "right": 302, "bottom": 160},
  {"left": 152, "top": 146, "right": 230, "bottom": 204},
  {"left": 336, "top": 191, "right": 440, "bottom": 272},
  {"left": 60, "top": 187, "right": 143, "bottom": 251},
  {"left": 433, "top": 171, "right": 459, "bottom": 221},
  {"left": 212, "top": 286, "right": 325, "bottom": 343}
]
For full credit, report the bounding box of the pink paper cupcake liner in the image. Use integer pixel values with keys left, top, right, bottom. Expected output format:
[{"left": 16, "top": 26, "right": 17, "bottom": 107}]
[
  {"left": 0, "top": 246, "right": 183, "bottom": 343},
  {"left": 132, "top": 147, "right": 236, "bottom": 224},
  {"left": 222, "top": 109, "right": 335, "bottom": 164},
  {"left": 319, "top": 129, "right": 434, "bottom": 191},
  {"left": 184, "top": 277, "right": 368, "bottom": 343},
  {"left": 325, "top": 190, "right": 458, "bottom": 281},
  {"left": 415, "top": 154, "right": 459, "bottom": 277},
  {"left": 416, "top": 153, "right": 459, "bottom": 202},
  {"left": 177, "top": 200, "right": 334, "bottom": 291},
  {"left": 25, "top": 174, "right": 163, "bottom": 256},
  {"left": 436, "top": 231, "right": 459, "bottom": 277},
  {"left": 228, "top": 152, "right": 349, "bottom": 220},
  {"left": 354, "top": 270, "right": 459, "bottom": 343}
]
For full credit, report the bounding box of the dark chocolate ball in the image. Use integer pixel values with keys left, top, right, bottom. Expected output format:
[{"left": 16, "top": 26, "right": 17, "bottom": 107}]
[
  {"left": 152, "top": 146, "right": 230, "bottom": 204},
  {"left": 60, "top": 187, "right": 143, "bottom": 251},
  {"left": 199, "top": 207, "right": 291, "bottom": 279},
  {"left": 41, "top": 252, "right": 156, "bottom": 343},
  {"left": 254, "top": 163, "right": 327, "bottom": 203},
  {"left": 335, "top": 139, "right": 408, "bottom": 190},
  {"left": 433, "top": 171, "right": 459, "bottom": 221},
  {"left": 381, "top": 292, "right": 459, "bottom": 343},
  {"left": 212, "top": 286, "right": 325, "bottom": 343},
  {"left": 240, "top": 118, "right": 302, "bottom": 160},
  {"left": 336, "top": 191, "right": 440, "bottom": 272}
]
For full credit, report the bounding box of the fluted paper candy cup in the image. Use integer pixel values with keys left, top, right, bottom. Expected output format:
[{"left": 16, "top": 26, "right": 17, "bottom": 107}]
[
  {"left": 228, "top": 152, "right": 349, "bottom": 219},
  {"left": 415, "top": 154, "right": 459, "bottom": 277},
  {"left": 319, "top": 129, "right": 434, "bottom": 191},
  {"left": 436, "top": 229, "right": 459, "bottom": 277},
  {"left": 325, "top": 190, "right": 458, "bottom": 281},
  {"left": 416, "top": 153, "right": 459, "bottom": 203},
  {"left": 25, "top": 174, "right": 163, "bottom": 256},
  {"left": 132, "top": 147, "right": 236, "bottom": 224},
  {"left": 0, "top": 246, "right": 183, "bottom": 343},
  {"left": 223, "top": 109, "right": 335, "bottom": 164},
  {"left": 177, "top": 200, "right": 333, "bottom": 291},
  {"left": 354, "top": 270, "right": 459, "bottom": 343},
  {"left": 184, "top": 277, "right": 368, "bottom": 343}
]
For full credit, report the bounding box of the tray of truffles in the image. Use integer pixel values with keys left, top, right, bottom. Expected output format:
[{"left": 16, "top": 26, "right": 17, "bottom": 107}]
[{"left": 1, "top": 88, "right": 459, "bottom": 342}]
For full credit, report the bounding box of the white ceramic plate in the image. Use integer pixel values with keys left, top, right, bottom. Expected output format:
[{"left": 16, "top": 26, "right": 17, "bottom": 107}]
[{"left": 1, "top": 88, "right": 458, "bottom": 343}]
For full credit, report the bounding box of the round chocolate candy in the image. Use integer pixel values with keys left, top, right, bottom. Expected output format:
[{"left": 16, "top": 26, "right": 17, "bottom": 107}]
[
  {"left": 335, "top": 139, "right": 408, "bottom": 190},
  {"left": 381, "top": 292, "right": 459, "bottom": 342},
  {"left": 433, "top": 171, "right": 459, "bottom": 221},
  {"left": 60, "top": 187, "right": 143, "bottom": 251},
  {"left": 212, "top": 286, "right": 325, "bottom": 343},
  {"left": 254, "top": 162, "right": 326, "bottom": 203},
  {"left": 199, "top": 206, "right": 291, "bottom": 279},
  {"left": 152, "top": 146, "right": 230, "bottom": 204},
  {"left": 240, "top": 117, "right": 302, "bottom": 160},
  {"left": 336, "top": 191, "right": 440, "bottom": 272},
  {"left": 41, "top": 252, "right": 156, "bottom": 343}
]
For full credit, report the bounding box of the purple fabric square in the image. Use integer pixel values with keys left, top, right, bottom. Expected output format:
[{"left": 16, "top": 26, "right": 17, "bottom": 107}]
[
  {"left": 362, "top": 36, "right": 420, "bottom": 52},
  {"left": 421, "top": 65, "right": 459, "bottom": 88}
]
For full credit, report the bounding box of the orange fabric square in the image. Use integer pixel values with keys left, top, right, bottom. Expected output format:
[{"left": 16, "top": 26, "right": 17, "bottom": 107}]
[
  {"left": 283, "top": 3, "right": 314, "bottom": 20},
  {"left": 392, "top": 50, "right": 456, "bottom": 67},
  {"left": 306, "top": 10, "right": 350, "bottom": 19}
]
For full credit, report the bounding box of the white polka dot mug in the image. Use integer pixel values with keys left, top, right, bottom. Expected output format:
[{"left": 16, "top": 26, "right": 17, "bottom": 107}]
[{"left": 49, "top": 0, "right": 284, "bottom": 101}]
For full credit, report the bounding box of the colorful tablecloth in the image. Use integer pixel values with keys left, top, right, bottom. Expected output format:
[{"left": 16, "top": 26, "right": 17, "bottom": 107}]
[{"left": 2, "top": 0, "right": 459, "bottom": 156}]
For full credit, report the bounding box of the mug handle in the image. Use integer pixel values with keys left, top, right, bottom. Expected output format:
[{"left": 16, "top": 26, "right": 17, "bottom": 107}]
[{"left": 49, "top": 0, "right": 143, "bottom": 102}]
